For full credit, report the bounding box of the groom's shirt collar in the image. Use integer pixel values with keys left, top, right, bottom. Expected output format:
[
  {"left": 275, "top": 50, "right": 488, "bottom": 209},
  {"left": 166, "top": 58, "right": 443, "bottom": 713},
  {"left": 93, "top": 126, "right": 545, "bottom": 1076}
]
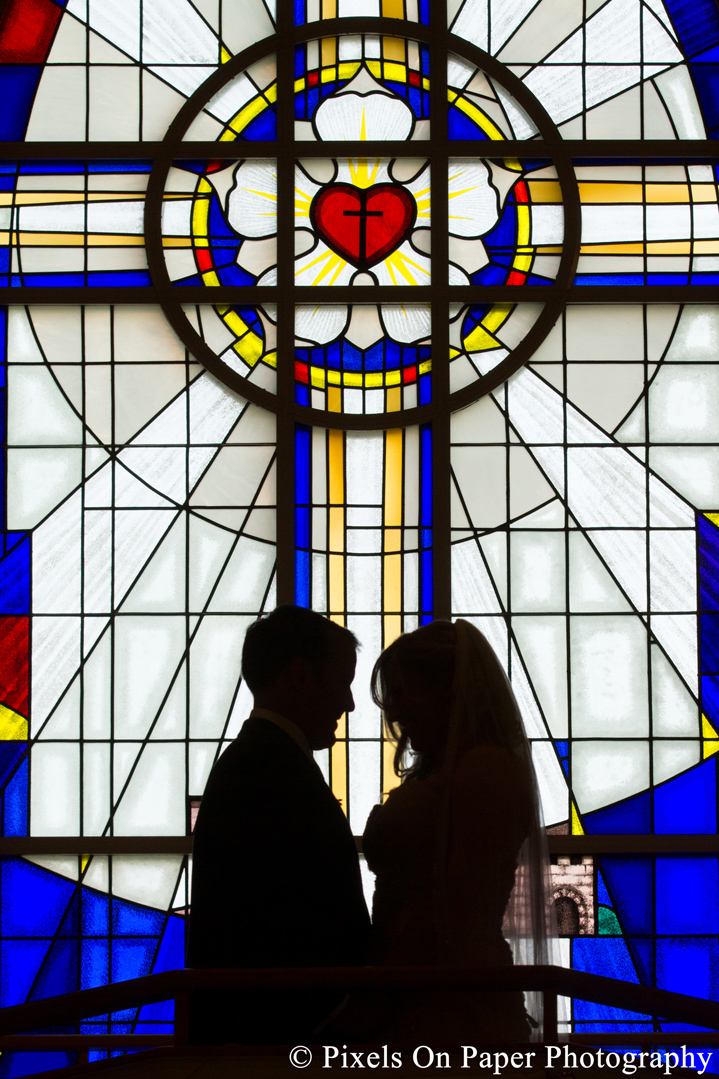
[{"left": 249, "top": 707, "right": 311, "bottom": 757}]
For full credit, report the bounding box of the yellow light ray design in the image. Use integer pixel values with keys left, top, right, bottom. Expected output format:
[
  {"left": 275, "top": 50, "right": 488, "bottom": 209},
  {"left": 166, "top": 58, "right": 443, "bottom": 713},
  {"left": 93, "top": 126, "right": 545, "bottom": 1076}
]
[{"left": 384, "top": 248, "right": 431, "bottom": 285}]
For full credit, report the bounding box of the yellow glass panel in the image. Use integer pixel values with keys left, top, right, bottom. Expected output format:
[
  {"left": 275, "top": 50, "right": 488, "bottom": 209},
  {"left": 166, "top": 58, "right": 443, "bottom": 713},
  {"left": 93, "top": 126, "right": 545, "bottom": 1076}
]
[
  {"left": 382, "top": 0, "right": 405, "bottom": 16},
  {"left": 0, "top": 704, "right": 28, "bottom": 741},
  {"left": 331, "top": 739, "right": 348, "bottom": 814},
  {"left": 384, "top": 552, "right": 402, "bottom": 610},
  {"left": 329, "top": 553, "right": 345, "bottom": 613},
  {"left": 571, "top": 802, "right": 584, "bottom": 835},
  {"left": 383, "top": 37, "right": 406, "bottom": 63},
  {"left": 384, "top": 429, "right": 403, "bottom": 528}
]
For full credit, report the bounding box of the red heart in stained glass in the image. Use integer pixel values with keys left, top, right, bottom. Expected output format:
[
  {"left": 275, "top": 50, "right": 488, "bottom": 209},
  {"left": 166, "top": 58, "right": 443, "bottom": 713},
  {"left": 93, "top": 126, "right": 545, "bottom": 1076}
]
[{"left": 310, "top": 183, "right": 416, "bottom": 270}]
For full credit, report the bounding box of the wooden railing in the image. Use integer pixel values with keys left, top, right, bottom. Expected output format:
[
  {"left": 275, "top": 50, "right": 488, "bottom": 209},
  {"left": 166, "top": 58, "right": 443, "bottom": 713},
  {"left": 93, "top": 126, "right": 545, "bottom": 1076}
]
[{"left": 1, "top": 965, "right": 719, "bottom": 1065}]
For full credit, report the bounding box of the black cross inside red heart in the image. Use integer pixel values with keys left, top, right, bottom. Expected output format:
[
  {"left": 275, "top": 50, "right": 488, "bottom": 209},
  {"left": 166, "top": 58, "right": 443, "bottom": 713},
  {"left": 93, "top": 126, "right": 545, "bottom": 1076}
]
[{"left": 310, "top": 183, "right": 416, "bottom": 270}]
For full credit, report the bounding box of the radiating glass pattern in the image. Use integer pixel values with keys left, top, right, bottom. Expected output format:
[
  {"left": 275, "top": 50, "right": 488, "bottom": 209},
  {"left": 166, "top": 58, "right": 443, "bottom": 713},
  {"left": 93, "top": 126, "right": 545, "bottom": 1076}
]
[{"left": 1, "top": 0, "right": 719, "bottom": 1070}]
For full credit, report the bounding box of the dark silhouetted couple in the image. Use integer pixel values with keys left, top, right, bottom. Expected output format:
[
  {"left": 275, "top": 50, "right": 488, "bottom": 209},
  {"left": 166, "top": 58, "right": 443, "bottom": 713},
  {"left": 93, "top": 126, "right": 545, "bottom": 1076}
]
[{"left": 188, "top": 605, "right": 550, "bottom": 1047}]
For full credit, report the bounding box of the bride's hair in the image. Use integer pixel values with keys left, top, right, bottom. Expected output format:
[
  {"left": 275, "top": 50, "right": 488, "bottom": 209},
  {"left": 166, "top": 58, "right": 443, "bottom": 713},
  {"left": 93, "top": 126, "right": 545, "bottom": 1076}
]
[
  {"left": 371, "top": 618, "right": 525, "bottom": 779},
  {"left": 372, "top": 618, "right": 556, "bottom": 1035},
  {"left": 370, "top": 619, "right": 455, "bottom": 779}
]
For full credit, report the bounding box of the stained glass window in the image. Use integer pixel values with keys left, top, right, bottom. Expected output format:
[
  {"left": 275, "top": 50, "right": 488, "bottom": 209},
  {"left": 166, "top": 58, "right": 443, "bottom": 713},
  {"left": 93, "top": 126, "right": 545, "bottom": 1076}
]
[{"left": 1, "top": 0, "right": 719, "bottom": 1071}]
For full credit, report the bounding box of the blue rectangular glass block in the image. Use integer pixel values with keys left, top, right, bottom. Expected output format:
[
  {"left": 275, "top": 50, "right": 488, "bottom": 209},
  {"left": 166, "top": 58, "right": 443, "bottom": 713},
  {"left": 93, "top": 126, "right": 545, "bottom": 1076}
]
[
  {"left": 0, "top": 67, "right": 42, "bottom": 139},
  {"left": 572, "top": 940, "right": 651, "bottom": 1022},
  {"left": 111, "top": 898, "right": 163, "bottom": 936},
  {"left": 418, "top": 374, "right": 431, "bottom": 405},
  {"left": 656, "top": 857, "right": 719, "bottom": 934},
  {"left": 295, "top": 506, "right": 310, "bottom": 549},
  {"left": 598, "top": 857, "right": 653, "bottom": 934},
  {"left": 0, "top": 537, "right": 31, "bottom": 615},
  {"left": 584, "top": 789, "right": 652, "bottom": 835},
  {"left": 295, "top": 425, "right": 311, "bottom": 504},
  {"left": 295, "top": 550, "right": 310, "bottom": 608},
  {"left": 80, "top": 940, "right": 109, "bottom": 991},
  {"left": 151, "top": 916, "right": 184, "bottom": 975},
  {"left": 654, "top": 758, "right": 717, "bottom": 834},
  {"left": 699, "top": 515, "right": 719, "bottom": 609},
  {"left": 3, "top": 759, "right": 28, "bottom": 836},
  {"left": 420, "top": 424, "right": 432, "bottom": 528},
  {"left": 110, "top": 938, "right": 159, "bottom": 983},
  {"left": 33, "top": 938, "right": 79, "bottom": 999},
  {"left": 1, "top": 859, "right": 75, "bottom": 936},
  {"left": 701, "top": 613, "right": 719, "bottom": 671},
  {"left": 0, "top": 939, "right": 51, "bottom": 1007},
  {"left": 295, "top": 384, "right": 310, "bottom": 406},
  {"left": 81, "top": 890, "right": 109, "bottom": 936},
  {"left": 657, "top": 938, "right": 719, "bottom": 1001}
]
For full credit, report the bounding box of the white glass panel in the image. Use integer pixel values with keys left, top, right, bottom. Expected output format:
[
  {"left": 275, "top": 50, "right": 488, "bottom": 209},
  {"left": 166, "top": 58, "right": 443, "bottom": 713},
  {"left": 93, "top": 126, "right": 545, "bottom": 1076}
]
[
  {"left": 347, "top": 555, "right": 382, "bottom": 613},
  {"left": 113, "top": 509, "right": 178, "bottom": 604},
  {"left": 31, "top": 616, "right": 81, "bottom": 730},
  {"left": 653, "top": 741, "right": 700, "bottom": 785},
  {"left": 113, "top": 743, "right": 186, "bottom": 836},
  {"left": 113, "top": 615, "right": 186, "bottom": 740},
  {"left": 346, "top": 434, "right": 383, "bottom": 506},
  {"left": 83, "top": 630, "right": 112, "bottom": 738},
  {"left": 570, "top": 615, "right": 649, "bottom": 736},
  {"left": 8, "top": 366, "right": 82, "bottom": 447},
  {"left": 188, "top": 515, "right": 236, "bottom": 611},
  {"left": 83, "top": 742, "right": 111, "bottom": 835},
  {"left": 189, "top": 615, "right": 249, "bottom": 738},
  {"left": 122, "top": 515, "right": 187, "bottom": 613},
  {"left": 347, "top": 615, "right": 382, "bottom": 738},
  {"left": 651, "top": 644, "right": 698, "bottom": 737},
  {"left": 31, "top": 744, "right": 80, "bottom": 835},
  {"left": 510, "top": 531, "right": 565, "bottom": 612},
  {"left": 208, "top": 536, "right": 274, "bottom": 612},
  {"left": 349, "top": 740, "right": 381, "bottom": 836},
  {"left": 452, "top": 446, "right": 506, "bottom": 529},
  {"left": 111, "top": 855, "right": 185, "bottom": 908},
  {"left": 571, "top": 740, "right": 649, "bottom": 814},
  {"left": 38, "top": 676, "right": 80, "bottom": 740},
  {"left": 7, "top": 448, "right": 82, "bottom": 529},
  {"left": 532, "top": 740, "right": 569, "bottom": 827},
  {"left": 513, "top": 617, "right": 568, "bottom": 737},
  {"left": 569, "top": 531, "right": 632, "bottom": 613},
  {"left": 452, "top": 539, "right": 503, "bottom": 615},
  {"left": 650, "top": 447, "right": 719, "bottom": 507},
  {"left": 33, "top": 494, "right": 82, "bottom": 615}
]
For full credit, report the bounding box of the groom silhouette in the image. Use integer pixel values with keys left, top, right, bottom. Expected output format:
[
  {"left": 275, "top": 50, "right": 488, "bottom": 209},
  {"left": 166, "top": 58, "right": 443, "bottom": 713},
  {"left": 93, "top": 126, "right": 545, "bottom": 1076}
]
[{"left": 188, "top": 606, "right": 371, "bottom": 1045}]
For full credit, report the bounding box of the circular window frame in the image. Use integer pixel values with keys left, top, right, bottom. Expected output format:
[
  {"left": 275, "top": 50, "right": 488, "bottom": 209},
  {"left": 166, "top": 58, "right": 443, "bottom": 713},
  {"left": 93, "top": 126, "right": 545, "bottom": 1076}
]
[{"left": 145, "top": 16, "right": 581, "bottom": 431}]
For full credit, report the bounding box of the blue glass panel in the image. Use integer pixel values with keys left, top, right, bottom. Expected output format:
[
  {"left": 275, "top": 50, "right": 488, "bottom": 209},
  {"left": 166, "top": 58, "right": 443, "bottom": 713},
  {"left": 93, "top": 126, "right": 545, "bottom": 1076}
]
[
  {"left": 448, "top": 106, "right": 488, "bottom": 140},
  {"left": 110, "top": 938, "right": 158, "bottom": 982},
  {"left": 0, "top": 860, "right": 74, "bottom": 936},
  {"left": 703, "top": 675, "right": 719, "bottom": 728},
  {"left": 80, "top": 939, "right": 109, "bottom": 991},
  {"left": 295, "top": 550, "right": 310, "bottom": 608},
  {"left": 0, "top": 533, "right": 28, "bottom": 612},
  {"left": 81, "top": 890, "right": 109, "bottom": 936},
  {"left": 31, "top": 938, "right": 79, "bottom": 1000},
  {"left": 701, "top": 613, "right": 719, "bottom": 672},
  {"left": 584, "top": 790, "right": 651, "bottom": 834},
  {"left": 654, "top": 758, "right": 717, "bottom": 834},
  {"left": 151, "top": 915, "right": 183, "bottom": 975},
  {"left": 628, "top": 938, "right": 655, "bottom": 986},
  {"left": 599, "top": 858, "right": 653, "bottom": 933},
  {"left": 662, "top": 0, "right": 719, "bottom": 55},
  {"left": 242, "top": 109, "right": 277, "bottom": 141},
  {"left": 0, "top": 68, "right": 42, "bottom": 140},
  {"left": 0, "top": 1050, "right": 75, "bottom": 1077},
  {"left": 111, "top": 898, "right": 164, "bottom": 936},
  {"left": 0, "top": 940, "right": 50, "bottom": 1007},
  {"left": 657, "top": 938, "right": 719, "bottom": 1000},
  {"left": 656, "top": 857, "right": 719, "bottom": 934},
  {"left": 699, "top": 517, "right": 719, "bottom": 610},
  {"left": 0, "top": 744, "right": 26, "bottom": 790},
  {"left": 3, "top": 759, "right": 27, "bottom": 836},
  {"left": 596, "top": 869, "right": 612, "bottom": 907},
  {"left": 572, "top": 940, "right": 650, "bottom": 1021}
]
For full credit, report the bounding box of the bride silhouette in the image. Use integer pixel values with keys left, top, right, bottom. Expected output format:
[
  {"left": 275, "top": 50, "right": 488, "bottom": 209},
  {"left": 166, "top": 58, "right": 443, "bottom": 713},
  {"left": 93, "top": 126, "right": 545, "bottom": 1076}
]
[{"left": 361, "top": 619, "right": 553, "bottom": 1044}]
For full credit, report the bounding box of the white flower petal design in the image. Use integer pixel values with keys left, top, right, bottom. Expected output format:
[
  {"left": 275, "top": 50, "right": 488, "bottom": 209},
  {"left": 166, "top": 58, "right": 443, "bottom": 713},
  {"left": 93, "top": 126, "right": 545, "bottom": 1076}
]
[
  {"left": 316, "top": 91, "right": 414, "bottom": 142},
  {"left": 373, "top": 239, "right": 431, "bottom": 287},
  {"left": 225, "top": 160, "right": 277, "bottom": 239},
  {"left": 448, "top": 160, "right": 504, "bottom": 237},
  {"left": 295, "top": 305, "right": 350, "bottom": 345},
  {"left": 294, "top": 238, "right": 356, "bottom": 288},
  {"left": 380, "top": 304, "right": 431, "bottom": 344}
]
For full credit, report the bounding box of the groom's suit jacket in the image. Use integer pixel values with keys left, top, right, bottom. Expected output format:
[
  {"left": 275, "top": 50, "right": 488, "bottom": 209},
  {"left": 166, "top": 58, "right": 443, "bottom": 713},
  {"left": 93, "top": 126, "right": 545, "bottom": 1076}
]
[{"left": 188, "top": 716, "right": 371, "bottom": 1044}]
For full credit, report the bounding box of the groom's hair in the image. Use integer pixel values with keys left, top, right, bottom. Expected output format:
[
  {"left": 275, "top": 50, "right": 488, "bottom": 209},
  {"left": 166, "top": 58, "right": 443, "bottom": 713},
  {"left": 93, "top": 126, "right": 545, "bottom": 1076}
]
[{"left": 242, "top": 605, "right": 358, "bottom": 692}]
